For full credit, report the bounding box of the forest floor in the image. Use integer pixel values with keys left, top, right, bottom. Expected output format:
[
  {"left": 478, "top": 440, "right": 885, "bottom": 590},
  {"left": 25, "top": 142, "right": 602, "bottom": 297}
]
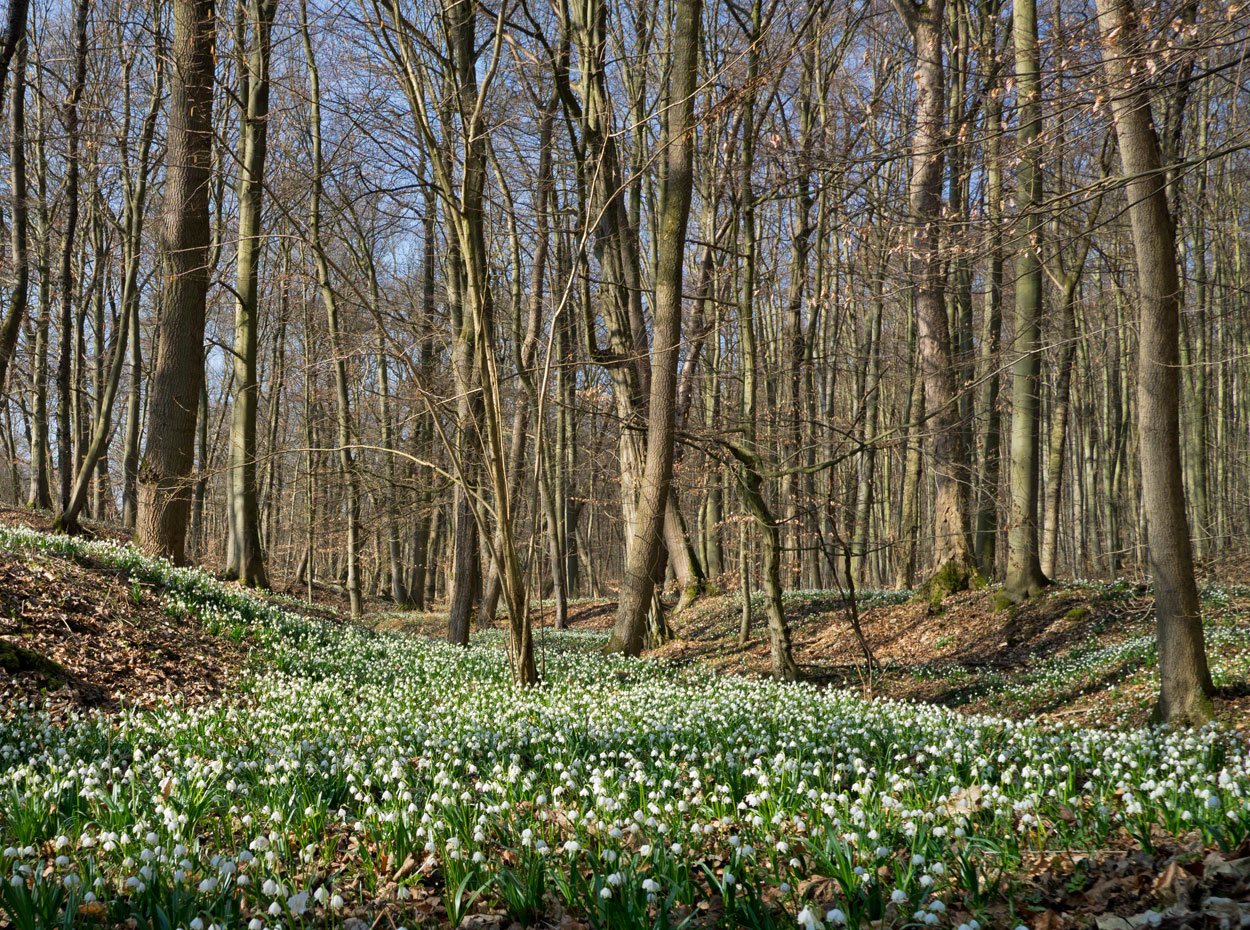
[
  {"left": 367, "top": 581, "right": 1250, "bottom": 733},
  {"left": 12, "top": 502, "right": 1246, "bottom": 735},
  {"left": 0, "top": 506, "right": 248, "bottom": 716},
  {"left": 3, "top": 510, "right": 1250, "bottom": 930},
  {"left": 652, "top": 583, "right": 1250, "bottom": 732}
]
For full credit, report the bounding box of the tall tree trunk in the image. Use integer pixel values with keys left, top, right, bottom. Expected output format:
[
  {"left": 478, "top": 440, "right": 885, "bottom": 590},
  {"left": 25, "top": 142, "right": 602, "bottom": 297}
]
[
  {"left": 301, "top": 0, "right": 360, "bottom": 616},
  {"left": 1040, "top": 279, "right": 1079, "bottom": 579},
  {"left": 893, "top": 0, "right": 975, "bottom": 600},
  {"left": 0, "top": 33, "right": 28, "bottom": 395},
  {"left": 26, "top": 59, "right": 50, "bottom": 512},
  {"left": 226, "top": 0, "right": 278, "bottom": 587},
  {"left": 136, "top": 0, "right": 216, "bottom": 563},
  {"left": 406, "top": 188, "right": 438, "bottom": 611},
  {"left": 1182, "top": 85, "right": 1210, "bottom": 559},
  {"left": 974, "top": 79, "right": 1003, "bottom": 578},
  {"left": 895, "top": 337, "right": 925, "bottom": 590},
  {"left": 851, "top": 273, "right": 883, "bottom": 584},
  {"left": 1095, "top": 0, "right": 1213, "bottom": 724},
  {"left": 1003, "top": 0, "right": 1048, "bottom": 601},
  {"left": 121, "top": 289, "right": 142, "bottom": 526},
  {"left": 445, "top": 239, "right": 481, "bottom": 643},
  {"left": 54, "top": 0, "right": 89, "bottom": 512},
  {"left": 606, "top": 0, "right": 701, "bottom": 655}
]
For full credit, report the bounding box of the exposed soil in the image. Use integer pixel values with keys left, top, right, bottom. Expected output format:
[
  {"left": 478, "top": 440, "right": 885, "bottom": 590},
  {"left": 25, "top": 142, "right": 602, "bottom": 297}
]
[
  {"left": 0, "top": 543, "right": 250, "bottom": 717},
  {"left": 651, "top": 585, "right": 1250, "bottom": 730},
  {"left": 0, "top": 507, "right": 254, "bottom": 716}
]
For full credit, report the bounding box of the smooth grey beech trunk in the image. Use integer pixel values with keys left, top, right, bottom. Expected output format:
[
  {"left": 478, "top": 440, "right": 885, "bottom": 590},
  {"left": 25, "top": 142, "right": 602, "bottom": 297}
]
[
  {"left": 1003, "top": 0, "right": 1049, "bottom": 602},
  {"left": 1095, "top": 0, "right": 1214, "bottom": 724},
  {"left": 226, "top": 0, "right": 278, "bottom": 588}
]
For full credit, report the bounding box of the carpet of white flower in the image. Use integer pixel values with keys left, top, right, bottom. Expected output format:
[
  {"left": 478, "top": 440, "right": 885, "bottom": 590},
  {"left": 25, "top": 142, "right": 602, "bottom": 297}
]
[{"left": 1, "top": 524, "right": 1249, "bottom": 930}]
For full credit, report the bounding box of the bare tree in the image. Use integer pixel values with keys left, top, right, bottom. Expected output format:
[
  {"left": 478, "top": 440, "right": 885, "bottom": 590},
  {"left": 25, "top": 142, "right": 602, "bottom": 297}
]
[
  {"left": 1094, "top": 0, "right": 1213, "bottom": 724},
  {"left": 136, "top": 0, "right": 216, "bottom": 561}
]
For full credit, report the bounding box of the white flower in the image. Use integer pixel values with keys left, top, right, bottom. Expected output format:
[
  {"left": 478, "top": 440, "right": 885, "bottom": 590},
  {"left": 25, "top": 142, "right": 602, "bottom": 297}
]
[
  {"left": 826, "top": 909, "right": 846, "bottom": 925},
  {"left": 798, "top": 905, "right": 824, "bottom": 930}
]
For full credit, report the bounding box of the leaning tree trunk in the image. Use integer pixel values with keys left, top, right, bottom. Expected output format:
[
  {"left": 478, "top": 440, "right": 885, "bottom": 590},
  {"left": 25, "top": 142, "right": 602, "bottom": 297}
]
[
  {"left": 606, "top": 0, "right": 701, "bottom": 656},
  {"left": 136, "top": 0, "right": 216, "bottom": 563},
  {"left": 1095, "top": 0, "right": 1213, "bottom": 724},
  {"left": 58, "top": 47, "right": 164, "bottom": 536},
  {"left": 0, "top": 33, "right": 28, "bottom": 396}
]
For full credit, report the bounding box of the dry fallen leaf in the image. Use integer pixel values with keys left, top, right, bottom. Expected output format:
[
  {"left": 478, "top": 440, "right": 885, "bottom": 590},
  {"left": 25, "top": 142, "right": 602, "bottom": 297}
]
[{"left": 1032, "top": 909, "right": 1064, "bottom": 930}]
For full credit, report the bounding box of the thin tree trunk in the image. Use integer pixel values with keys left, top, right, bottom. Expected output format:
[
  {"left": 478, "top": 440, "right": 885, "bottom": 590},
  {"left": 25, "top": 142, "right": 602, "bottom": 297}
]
[
  {"left": 54, "top": 0, "right": 89, "bottom": 512},
  {"left": 0, "top": 31, "right": 28, "bottom": 395},
  {"left": 974, "top": 79, "right": 1003, "bottom": 578},
  {"left": 301, "top": 0, "right": 360, "bottom": 617},
  {"left": 26, "top": 58, "right": 50, "bottom": 512},
  {"left": 226, "top": 0, "right": 278, "bottom": 587}
]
